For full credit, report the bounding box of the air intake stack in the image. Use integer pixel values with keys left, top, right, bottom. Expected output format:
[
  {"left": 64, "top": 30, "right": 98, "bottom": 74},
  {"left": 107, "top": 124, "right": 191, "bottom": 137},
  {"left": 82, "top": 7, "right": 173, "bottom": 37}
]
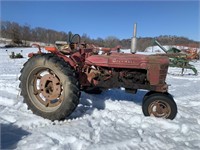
[{"left": 131, "top": 23, "right": 137, "bottom": 53}]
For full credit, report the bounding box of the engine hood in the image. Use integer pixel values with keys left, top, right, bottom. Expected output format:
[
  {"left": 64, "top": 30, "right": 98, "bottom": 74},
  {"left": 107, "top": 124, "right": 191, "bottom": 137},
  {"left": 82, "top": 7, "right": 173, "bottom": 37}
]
[{"left": 85, "top": 53, "right": 169, "bottom": 69}]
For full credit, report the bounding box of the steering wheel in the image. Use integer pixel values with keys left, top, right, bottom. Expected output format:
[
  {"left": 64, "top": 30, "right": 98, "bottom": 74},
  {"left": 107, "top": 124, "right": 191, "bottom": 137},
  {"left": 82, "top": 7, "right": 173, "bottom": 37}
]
[{"left": 69, "top": 34, "right": 81, "bottom": 44}]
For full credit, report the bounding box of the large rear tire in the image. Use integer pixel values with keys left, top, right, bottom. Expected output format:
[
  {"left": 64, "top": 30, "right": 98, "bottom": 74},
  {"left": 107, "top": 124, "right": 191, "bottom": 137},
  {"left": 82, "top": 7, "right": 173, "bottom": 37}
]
[
  {"left": 142, "top": 93, "right": 177, "bottom": 120},
  {"left": 19, "top": 54, "right": 80, "bottom": 121}
]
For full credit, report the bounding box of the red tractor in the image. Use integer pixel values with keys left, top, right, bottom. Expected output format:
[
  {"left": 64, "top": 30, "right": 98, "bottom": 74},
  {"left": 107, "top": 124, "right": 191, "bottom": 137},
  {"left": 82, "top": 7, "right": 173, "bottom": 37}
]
[{"left": 19, "top": 24, "right": 177, "bottom": 120}]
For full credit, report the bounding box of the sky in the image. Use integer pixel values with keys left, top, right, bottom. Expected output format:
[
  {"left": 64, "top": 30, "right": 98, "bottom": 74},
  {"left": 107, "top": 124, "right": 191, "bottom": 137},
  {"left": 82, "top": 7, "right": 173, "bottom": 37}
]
[{"left": 1, "top": 1, "right": 200, "bottom": 41}]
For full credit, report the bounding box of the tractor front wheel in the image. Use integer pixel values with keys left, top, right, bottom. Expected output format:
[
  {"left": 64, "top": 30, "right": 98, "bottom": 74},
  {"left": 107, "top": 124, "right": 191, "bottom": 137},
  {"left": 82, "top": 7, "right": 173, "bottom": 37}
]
[{"left": 142, "top": 93, "right": 177, "bottom": 120}]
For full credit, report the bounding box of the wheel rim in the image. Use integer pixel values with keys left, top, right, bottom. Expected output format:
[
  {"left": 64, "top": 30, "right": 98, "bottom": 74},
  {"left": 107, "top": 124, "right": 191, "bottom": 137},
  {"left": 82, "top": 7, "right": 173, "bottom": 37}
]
[
  {"left": 148, "top": 100, "right": 171, "bottom": 118},
  {"left": 31, "top": 68, "right": 63, "bottom": 109}
]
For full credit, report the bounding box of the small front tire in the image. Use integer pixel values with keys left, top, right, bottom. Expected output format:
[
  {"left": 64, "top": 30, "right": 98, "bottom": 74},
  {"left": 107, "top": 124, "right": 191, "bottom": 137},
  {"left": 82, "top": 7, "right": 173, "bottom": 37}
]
[{"left": 142, "top": 93, "right": 177, "bottom": 120}]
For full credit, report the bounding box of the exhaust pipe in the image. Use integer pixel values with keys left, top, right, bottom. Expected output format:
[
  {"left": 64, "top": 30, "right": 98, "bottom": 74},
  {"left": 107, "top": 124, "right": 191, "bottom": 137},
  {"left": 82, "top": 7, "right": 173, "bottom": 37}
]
[{"left": 131, "top": 23, "right": 137, "bottom": 53}]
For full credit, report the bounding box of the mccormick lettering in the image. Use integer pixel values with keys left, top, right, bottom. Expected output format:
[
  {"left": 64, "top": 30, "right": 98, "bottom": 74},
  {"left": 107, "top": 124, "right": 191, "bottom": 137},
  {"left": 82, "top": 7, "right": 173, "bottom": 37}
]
[{"left": 112, "top": 59, "right": 134, "bottom": 64}]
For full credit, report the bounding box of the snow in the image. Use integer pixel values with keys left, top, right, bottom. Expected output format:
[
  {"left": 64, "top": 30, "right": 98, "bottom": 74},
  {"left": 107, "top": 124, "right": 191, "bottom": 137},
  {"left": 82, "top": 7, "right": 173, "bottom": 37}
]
[
  {"left": 145, "top": 45, "right": 172, "bottom": 53},
  {"left": 1, "top": 47, "right": 200, "bottom": 150}
]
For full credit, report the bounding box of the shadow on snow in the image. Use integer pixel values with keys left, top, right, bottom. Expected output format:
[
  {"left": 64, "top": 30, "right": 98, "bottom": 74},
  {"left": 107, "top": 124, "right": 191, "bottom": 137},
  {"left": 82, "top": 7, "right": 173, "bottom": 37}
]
[
  {"left": 67, "top": 88, "right": 148, "bottom": 119},
  {"left": 1, "top": 123, "right": 30, "bottom": 149}
]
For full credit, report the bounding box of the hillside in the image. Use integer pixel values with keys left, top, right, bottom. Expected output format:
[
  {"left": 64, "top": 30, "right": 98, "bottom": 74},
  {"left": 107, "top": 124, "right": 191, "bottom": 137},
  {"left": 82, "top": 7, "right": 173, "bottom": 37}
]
[{"left": 1, "top": 20, "right": 199, "bottom": 50}]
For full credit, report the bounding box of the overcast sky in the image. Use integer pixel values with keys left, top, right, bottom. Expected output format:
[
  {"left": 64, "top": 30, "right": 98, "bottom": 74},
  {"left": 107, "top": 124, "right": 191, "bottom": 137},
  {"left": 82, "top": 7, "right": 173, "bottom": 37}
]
[{"left": 1, "top": 1, "right": 200, "bottom": 41}]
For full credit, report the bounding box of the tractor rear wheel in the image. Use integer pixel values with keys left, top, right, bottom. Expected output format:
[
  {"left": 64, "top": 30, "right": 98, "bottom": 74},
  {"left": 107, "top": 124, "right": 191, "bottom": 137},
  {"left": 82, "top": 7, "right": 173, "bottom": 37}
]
[
  {"left": 82, "top": 87, "right": 102, "bottom": 94},
  {"left": 19, "top": 54, "right": 80, "bottom": 121},
  {"left": 142, "top": 93, "right": 177, "bottom": 120}
]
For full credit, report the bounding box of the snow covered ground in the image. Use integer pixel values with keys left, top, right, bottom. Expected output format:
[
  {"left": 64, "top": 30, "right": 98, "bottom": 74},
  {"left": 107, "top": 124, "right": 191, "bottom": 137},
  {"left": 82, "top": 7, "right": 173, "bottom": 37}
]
[{"left": 0, "top": 47, "right": 200, "bottom": 150}]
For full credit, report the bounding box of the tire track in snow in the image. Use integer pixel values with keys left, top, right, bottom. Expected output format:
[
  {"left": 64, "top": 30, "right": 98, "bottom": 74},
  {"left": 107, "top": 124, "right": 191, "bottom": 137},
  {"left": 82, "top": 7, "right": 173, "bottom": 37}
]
[
  {"left": 0, "top": 96, "right": 92, "bottom": 130},
  {"left": 0, "top": 78, "right": 20, "bottom": 96},
  {"left": 174, "top": 93, "right": 200, "bottom": 123},
  {"left": 0, "top": 88, "right": 96, "bottom": 130},
  {"left": 175, "top": 94, "right": 200, "bottom": 106},
  {"left": 169, "top": 75, "right": 200, "bottom": 81}
]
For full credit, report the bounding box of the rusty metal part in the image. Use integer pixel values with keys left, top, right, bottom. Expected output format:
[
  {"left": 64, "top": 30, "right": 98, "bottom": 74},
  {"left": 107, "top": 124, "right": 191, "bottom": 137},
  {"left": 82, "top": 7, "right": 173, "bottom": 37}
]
[
  {"left": 40, "top": 74, "right": 61, "bottom": 100},
  {"left": 185, "top": 49, "right": 199, "bottom": 60},
  {"left": 148, "top": 100, "right": 171, "bottom": 118},
  {"left": 33, "top": 70, "right": 62, "bottom": 107},
  {"left": 87, "top": 70, "right": 98, "bottom": 83},
  {"left": 31, "top": 43, "right": 42, "bottom": 54},
  {"left": 94, "top": 45, "right": 121, "bottom": 53}
]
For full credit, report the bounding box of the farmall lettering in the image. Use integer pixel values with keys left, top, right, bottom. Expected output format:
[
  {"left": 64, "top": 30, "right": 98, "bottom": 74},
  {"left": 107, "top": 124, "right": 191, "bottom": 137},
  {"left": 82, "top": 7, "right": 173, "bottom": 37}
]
[{"left": 112, "top": 59, "right": 135, "bottom": 64}]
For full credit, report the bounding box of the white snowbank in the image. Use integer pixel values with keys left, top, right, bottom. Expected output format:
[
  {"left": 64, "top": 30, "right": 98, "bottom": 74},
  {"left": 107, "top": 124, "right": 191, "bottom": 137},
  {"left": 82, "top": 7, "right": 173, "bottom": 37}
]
[{"left": 0, "top": 48, "right": 200, "bottom": 150}]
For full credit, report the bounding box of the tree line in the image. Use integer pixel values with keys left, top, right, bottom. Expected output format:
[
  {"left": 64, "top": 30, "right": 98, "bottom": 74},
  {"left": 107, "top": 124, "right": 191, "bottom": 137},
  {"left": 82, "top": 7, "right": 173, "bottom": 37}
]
[{"left": 1, "top": 20, "right": 199, "bottom": 51}]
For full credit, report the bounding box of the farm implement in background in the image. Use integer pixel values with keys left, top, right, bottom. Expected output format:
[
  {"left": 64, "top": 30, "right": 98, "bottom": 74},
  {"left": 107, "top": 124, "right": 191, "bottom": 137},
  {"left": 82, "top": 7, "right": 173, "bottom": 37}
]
[
  {"left": 183, "top": 49, "right": 199, "bottom": 60},
  {"left": 9, "top": 51, "right": 23, "bottom": 59},
  {"left": 153, "top": 39, "right": 198, "bottom": 75}
]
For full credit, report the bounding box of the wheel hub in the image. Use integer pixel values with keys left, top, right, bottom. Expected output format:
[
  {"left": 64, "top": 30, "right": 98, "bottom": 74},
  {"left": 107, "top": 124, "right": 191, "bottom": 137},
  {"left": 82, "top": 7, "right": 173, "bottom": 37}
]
[
  {"left": 40, "top": 74, "right": 61, "bottom": 100},
  {"left": 148, "top": 100, "right": 171, "bottom": 118}
]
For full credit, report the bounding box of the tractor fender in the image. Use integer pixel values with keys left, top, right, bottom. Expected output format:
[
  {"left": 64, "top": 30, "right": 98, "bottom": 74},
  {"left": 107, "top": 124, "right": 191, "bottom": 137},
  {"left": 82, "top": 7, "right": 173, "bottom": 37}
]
[
  {"left": 28, "top": 51, "right": 77, "bottom": 69},
  {"left": 44, "top": 46, "right": 77, "bottom": 68},
  {"left": 143, "top": 91, "right": 173, "bottom": 103},
  {"left": 56, "top": 53, "right": 77, "bottom": 68}
]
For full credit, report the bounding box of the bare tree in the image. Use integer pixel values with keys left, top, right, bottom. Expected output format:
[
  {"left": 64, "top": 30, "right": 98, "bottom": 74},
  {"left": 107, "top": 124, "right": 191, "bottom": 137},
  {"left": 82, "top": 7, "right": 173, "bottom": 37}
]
[
  {"left": 11, "top": 22, "right": 22, "bottom": 45},
  {"left": 21, "top": 24, "right": 31, "bottom": 46}
]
